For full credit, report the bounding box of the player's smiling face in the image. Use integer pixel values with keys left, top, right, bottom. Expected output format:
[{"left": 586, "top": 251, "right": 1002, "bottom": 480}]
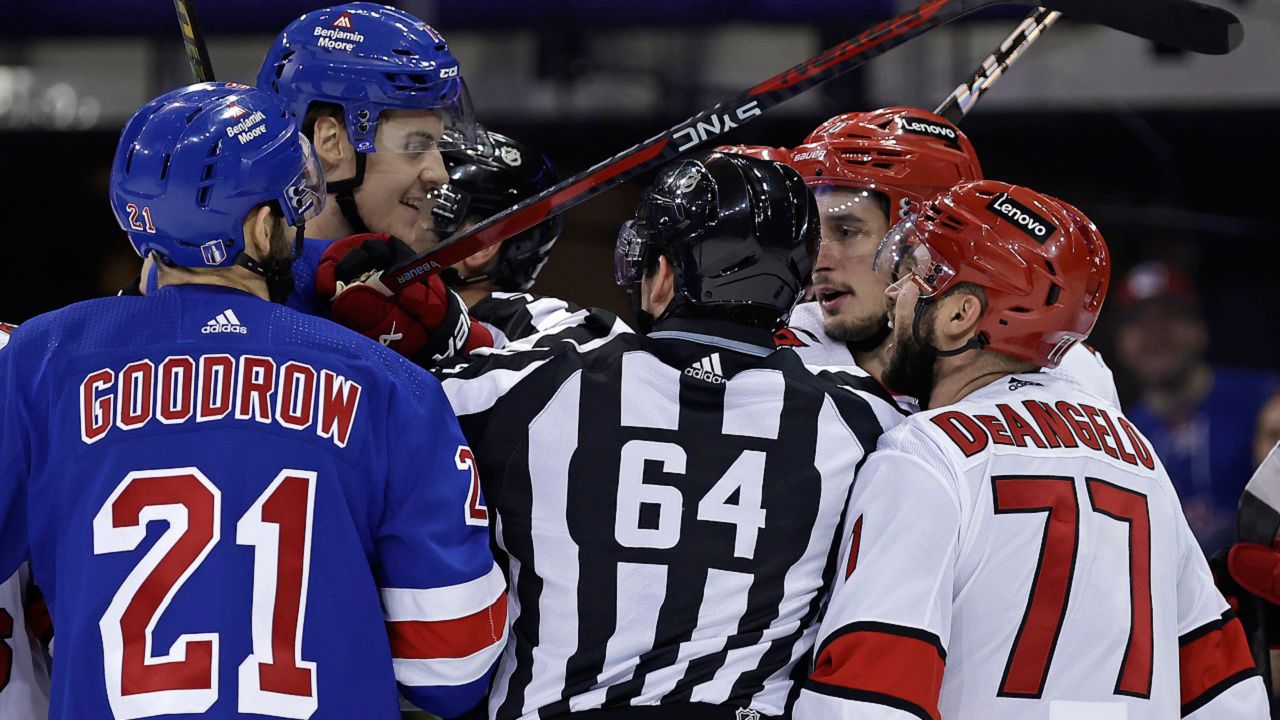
[
  {"left": 356, "top": 109, "right": 449, "bottom": 248},
  {"left": 810, "top": 185, "right": 892, "bottom": 344}
]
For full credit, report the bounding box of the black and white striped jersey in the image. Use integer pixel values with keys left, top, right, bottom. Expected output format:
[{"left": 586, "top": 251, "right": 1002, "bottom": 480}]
[
  {"left": 437, "top": 316, "right": 904, "bottom": 719},
  {"left": 470, "top": 292, "right": 625, "bottom": 350}
]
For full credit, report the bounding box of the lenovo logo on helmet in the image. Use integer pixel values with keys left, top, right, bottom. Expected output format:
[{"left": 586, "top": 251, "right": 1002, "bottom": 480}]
[
  {"left": 986, "top": 193, "right": 1057, "bottom": 244},
  {"left": 898, "top": 117, "right": 960, "bottom": 148}
]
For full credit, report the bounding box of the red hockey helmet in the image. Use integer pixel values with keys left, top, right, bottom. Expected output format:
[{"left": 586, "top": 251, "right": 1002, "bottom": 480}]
[
  {"left": 872, "top": 180, "right": 1110, "bottom": 368},
  {"left": 789, "top": 107, "right": 983, "bottom": 224}
]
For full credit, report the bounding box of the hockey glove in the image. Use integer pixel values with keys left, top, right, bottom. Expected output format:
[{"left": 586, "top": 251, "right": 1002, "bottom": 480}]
[
  {"left": 1230, "top": 542, "right": 1280, "bottom": 607},
  {"left": 316, "top": 233, "right": 493, "bottom": 365}
]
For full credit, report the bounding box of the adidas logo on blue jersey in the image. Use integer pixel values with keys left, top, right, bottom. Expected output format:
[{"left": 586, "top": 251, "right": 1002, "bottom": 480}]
[
  {"left": 685, "top": 352, "right": 726, "bottom": 384},
  {"left": 202, "top": 309, "right": 247, "bottom": 335}
]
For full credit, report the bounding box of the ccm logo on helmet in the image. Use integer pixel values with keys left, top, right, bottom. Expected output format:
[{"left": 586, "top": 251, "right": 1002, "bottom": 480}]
[
  {"left": 986, "top": 192, "right": 1057, "bottom": 243},
  {"left": 898, "top": 117, "right": 960, "bottom": 148}
]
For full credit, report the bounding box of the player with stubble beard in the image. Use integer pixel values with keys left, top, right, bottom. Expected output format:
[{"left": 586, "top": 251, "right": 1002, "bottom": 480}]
[
  {"left": 793, "top": 180, "right": 1267, "bottom": 719},
  {"left": 726, "top": 108, "right": 981, "bottom": 404},
  {"left": 730, "top": 107, "right": 1122, "bottom": 408}
]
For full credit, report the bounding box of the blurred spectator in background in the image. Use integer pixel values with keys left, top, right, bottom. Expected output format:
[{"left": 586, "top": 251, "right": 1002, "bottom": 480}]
[
  {"left": 1256, "top": 392, "right": 1280, "bottom": 467},
  {"left": 1115, "top": 262, "right": 1280, "bottom": 551}
]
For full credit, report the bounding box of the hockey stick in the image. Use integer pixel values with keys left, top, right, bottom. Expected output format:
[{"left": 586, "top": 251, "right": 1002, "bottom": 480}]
[
  {"left": 934, "top": 8, "right": 1061, "bottom": 123},
  {"left": 369, "top": 0, "right": 1242, "bottom": 293},
  {"left": 173, "top": 0, "right": 216, "bottom": 82}
]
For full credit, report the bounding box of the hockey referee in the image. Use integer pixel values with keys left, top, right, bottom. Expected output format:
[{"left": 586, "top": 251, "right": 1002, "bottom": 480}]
[{"left": 364, "top": 151, "right": 904, "bottom": 719}]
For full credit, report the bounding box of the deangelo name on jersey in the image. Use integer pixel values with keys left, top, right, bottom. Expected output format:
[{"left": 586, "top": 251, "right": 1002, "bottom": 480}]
[
  {"left": 930, "top": 399, "right": 1155, "bottom": 469},
  {"left": 79, "top": 354, "right": 363, "bottom": 447}
]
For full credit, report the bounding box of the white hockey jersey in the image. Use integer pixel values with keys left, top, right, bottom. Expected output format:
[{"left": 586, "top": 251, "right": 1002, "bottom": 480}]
[
  {"left": 780, "top": 302, "right": 1122, "bottom": 407},
  {"left": 0, "top": 563, "right": 51, "bottom": 718},
  {"left": 793, "top": 373, "right": 1267, "bottom": 720}
]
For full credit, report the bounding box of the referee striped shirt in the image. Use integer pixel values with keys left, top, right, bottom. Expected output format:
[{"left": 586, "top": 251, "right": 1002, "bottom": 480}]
[{"left": 438, "top": 315, "right": 903, "bottom": 719}]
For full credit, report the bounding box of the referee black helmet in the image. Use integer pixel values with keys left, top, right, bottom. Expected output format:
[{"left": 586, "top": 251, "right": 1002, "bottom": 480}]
[{"left": 615, "top": 150, "right": 818, "bottom": 330}]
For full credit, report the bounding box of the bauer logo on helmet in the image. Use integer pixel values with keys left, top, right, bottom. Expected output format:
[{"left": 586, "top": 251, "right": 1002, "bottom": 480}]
[
  {"left": 986, "top": 192, "right": 1056, "bottom": 243},
  {"left": 791, "top": 148, "right": 824, "bottom": 163}
]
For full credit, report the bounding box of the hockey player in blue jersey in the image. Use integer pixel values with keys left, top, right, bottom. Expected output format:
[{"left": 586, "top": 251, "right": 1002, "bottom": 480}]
[{"left": 0, "top": 83, "right": 505, "bottom": 719}]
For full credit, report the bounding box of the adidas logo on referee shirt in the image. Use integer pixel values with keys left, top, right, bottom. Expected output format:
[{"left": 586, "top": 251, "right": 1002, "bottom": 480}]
[
  {"left": 202, "top": 309, "right": 247, "bottom": 335},
  {"left": 685, "top": 352, "right": 726, "bottom": 384}
]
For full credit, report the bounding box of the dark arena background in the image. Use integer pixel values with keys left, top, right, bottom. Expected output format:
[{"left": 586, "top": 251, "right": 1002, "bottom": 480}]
[
  {"left": 1, "top": 1, "right": 1276, "bottom": 392},
  {"left": 2, "top": 0, "right": 1280, "bottom": 717}
]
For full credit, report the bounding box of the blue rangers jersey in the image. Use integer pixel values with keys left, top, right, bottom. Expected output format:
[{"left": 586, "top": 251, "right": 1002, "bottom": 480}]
[
  {"left": 0, "top": 284, "right": 505, "bottom": 719},
  {"left": 286, "top": 237, "right": 336, "bottom": 317}
]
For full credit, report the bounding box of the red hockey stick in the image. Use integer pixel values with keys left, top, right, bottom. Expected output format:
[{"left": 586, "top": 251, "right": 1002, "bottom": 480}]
[{"left": 380, "top": 0, "right": 1240, "bottom": 294}]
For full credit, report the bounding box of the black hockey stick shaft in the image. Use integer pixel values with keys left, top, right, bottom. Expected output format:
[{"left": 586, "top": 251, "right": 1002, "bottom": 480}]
[
  {"left": 935, "top": 8, "right": 1061, "bottom": 123},
  {"left": 173, "top": 0, "right": 216, "bottom": 82},
  {"left": 382, "top": 0, "right": 1241, "bottom": 294}
]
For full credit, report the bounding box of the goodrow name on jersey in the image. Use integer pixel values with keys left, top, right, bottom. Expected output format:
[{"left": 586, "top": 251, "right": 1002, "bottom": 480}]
[{"left": 78, "top": 354, "right": 363, "bottom": 447}]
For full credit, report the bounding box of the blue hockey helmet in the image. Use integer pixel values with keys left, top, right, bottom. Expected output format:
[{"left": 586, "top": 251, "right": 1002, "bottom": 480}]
[
  {"left": 110, "top": 82, "right": 325, "bottom": 269},
  {"left": 257, "top": 2, "right": 475, "bottom": 154}
]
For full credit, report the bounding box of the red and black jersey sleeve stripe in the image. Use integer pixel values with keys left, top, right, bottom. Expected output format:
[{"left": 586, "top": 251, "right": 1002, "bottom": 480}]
[
  {"left": 1179, "top": 609, "right": 1260, "bottom": 716},
  {"left": 806, "top": 621, "right": 946, "bottom": 720}
]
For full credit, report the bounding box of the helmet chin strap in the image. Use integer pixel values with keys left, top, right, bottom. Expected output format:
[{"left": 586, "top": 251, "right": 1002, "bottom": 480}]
[
  {"left": 234, "top": 222, "right": 304, "bottom": 304},
  {"left": 440, "top": 267, "right": 491, "bottom": 288},
  {"left": 912, "top": 296, "right": 987, "bottom": 359},
  {"left": 325, "top": 152, "right": 371, "bottom": 235}
]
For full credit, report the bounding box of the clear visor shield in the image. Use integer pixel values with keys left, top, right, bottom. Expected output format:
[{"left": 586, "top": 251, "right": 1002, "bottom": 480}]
[
  {"left": 614, "top": 220, "right": 648, "bottom": 286},
  {"left": 282, "top": 136, "right": 326, "bottom": 227},
  {"left": 871, "top": 214, "right": 956, "bottom": 297},
  {"left": 371, "top": 80, "right": 478, "bottom": 154}
]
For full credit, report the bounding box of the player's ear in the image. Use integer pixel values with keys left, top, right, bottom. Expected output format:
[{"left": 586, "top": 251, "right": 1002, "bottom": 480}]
[
  {"left": 937, "top": 291, "right": 984, "bottom": 345},
  {"left": 646, "top": 255, "right": 676, "bottom": 313},
  {"left": 242, "top": 205, "right": 275, "bottom": 262},
  {"left": 312, "top": 114, "right": 351, "bottom": 174}
]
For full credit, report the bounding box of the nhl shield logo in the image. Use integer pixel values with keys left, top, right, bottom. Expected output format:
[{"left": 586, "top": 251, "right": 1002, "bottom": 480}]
[
  {"left": 735, "top": 709, "right": 760, "bottom": 720},
  {"left": 499, "top": 146, "right": 523, "bottom": 167},
  {"left": 200, "top": 239, "right": 228, "bottom": 265}
]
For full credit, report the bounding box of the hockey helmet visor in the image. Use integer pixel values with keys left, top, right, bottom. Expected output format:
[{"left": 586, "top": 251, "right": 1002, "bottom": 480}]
[
  {"left": 872, "top": 214, "right": 957, "bottom": 298},
  {"left": 614, "top": 220, "right": 647, "bottom": 286},
  {"left": 613, "top": 191, "right": 691, "bottom": 286},
  {"left": 369, "top": 98, "right": 477, "bottom": 155},
  {"left": 282, "top": 136, "right": 327, "bottom": 227}
]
